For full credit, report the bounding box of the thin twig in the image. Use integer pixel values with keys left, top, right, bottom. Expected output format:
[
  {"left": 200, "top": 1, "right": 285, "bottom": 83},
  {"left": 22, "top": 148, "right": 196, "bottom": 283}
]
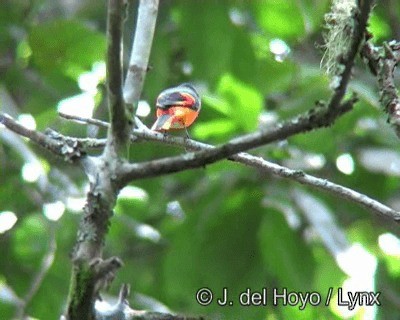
[{"left": 59, "top": 112, "right": 109, "bottom": 128}]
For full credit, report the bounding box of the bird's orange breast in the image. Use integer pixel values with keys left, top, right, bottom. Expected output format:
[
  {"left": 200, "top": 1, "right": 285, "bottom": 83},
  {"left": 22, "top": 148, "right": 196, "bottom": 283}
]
[{"left": 156, "top": 106, "right": 199, "bottom": 130}]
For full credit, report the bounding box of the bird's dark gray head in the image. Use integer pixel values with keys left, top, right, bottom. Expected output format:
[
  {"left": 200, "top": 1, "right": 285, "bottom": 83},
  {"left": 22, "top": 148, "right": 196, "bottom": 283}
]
[{"left": 156, "top": 83, "right": 201, "bottom": 111}]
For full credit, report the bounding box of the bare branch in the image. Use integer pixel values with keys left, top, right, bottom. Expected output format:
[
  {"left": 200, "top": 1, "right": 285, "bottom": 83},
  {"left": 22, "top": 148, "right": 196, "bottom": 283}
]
[
  {"left": 106, "top": 0, "right": 127, "bottom": 147},
  {"left": 128, "top": 124, "right": 400, "bottom": 221},
  {"left": 0, "top": 113, "right": 83, "bottom": 161},
  {"left": 242, "top": 154, "right": 400, "bottom": 222},
  {"left": 123, "top": 0, "right": 159, "bottom": 111},
  {"left": 59, "top": 112, "right": 110, "bottom": 129}
]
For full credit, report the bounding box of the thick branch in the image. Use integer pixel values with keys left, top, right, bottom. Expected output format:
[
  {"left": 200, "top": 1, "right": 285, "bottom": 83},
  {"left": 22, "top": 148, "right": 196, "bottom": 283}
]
[
  {"left": 66, "top": 1, "right": 160, "bottom": 319},
  {"left": 123, "top": 0, "right": 159, "bottom": 110},
  {"left": 107, "top": 0, "right": 127, "bottom": 147}
]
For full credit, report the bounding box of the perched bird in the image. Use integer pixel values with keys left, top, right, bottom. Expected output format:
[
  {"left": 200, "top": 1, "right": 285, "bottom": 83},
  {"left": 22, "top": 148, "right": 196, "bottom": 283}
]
[{"left": 151, "top": 83, "right": 201, "bottom": 136}]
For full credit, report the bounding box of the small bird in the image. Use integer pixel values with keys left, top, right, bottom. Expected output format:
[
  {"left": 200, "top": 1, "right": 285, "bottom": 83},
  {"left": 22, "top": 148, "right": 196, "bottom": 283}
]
[{"left": 151, "top": 83, "right": 201, "bottom": 136}]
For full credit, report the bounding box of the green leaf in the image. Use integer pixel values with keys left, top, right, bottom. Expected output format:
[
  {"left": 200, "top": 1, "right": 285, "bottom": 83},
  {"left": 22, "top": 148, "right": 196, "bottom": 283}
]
[
  {"left": 217, "top": 73, "right": 263, "bottom": 132},
  {"left": 192, "top": 119, "right": 236, "bottom": 140},
  {"left": 368, "top": 12, "right": 391, "bottom": 41}
]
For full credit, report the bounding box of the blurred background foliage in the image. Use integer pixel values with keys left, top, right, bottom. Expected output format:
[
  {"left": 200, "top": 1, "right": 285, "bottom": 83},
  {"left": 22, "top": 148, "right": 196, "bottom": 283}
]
[{"left": 1, "top": 0, "right": 400, "bottom": 319}]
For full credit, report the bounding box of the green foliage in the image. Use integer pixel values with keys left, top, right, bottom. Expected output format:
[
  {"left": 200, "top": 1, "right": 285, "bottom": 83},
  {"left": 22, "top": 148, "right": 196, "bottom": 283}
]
[
  {"left": 1, "top": 1, "right": 400, "bottom": 320},
  {"left": 29, "top": 20, "right": 106, "bottom": 81}
]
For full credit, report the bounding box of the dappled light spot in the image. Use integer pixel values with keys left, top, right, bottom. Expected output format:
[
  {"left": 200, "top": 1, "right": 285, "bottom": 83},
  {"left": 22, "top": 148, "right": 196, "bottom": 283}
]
[
  {"left": 334, "top": 244, "right": 377, "bottom": 319},
  {"left": 181, "top": 61, "right": 193, "bottom": 76},
  {"left": 269, "top": 38, "right": 290, "bottom": 62},
  {"left": 229, "top": 7, "right": 246, "bottom": 26},
  {"left": 66, "top": 196, "right": 86, "bottom": 213},
  {"left": 43, "top": 201, "right": 65, "bottom": 221},
  {"left": 379, "top": 233, "right": 400, "bottom": 256},
  {"left": 166, "top": 200, "right": 185, "bottom": 220},
  {"left": 78, "top": 61, "right": 106, "bottom": 94},
  {"left": 137, "top": 100, "right": 151, "bottom": 118},
  {"left": 119, "top": 185, "right": 148, "bottom": 201},
  {"left": 21, "top": 161, "right": 44, "bottom": 183},
  {"left": 336, "top": 153, "right": 354, "bottom": 175},
  {"left": 17, "top": 113, "right": 36, "bottom": 130},
  {"left": 0, "top": 211, "right": 17, "bottom": 233},
  {"left": 136, "top": 224, "right": 161, "bottom": 243},
  {"left": 57, "top": 92, "right": 95, "bottom": 119},
  {"left": 359, "top": 148, "right": 400, "bottom": 176}
]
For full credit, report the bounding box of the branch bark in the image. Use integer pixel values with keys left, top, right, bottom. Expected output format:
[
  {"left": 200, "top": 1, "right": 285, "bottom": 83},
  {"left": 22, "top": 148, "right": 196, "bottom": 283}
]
[
  {"left": 106, "top": 0, "right": 128, "bottom": 153},
  {"left": 123, "top": 0, "right": 159, "bottom": 110},
  {"left": 0, "top": 113, "right": 84, "bottom": 161},
  {"left": 66, "top": 0, "right": 160, "bottom": 319}
]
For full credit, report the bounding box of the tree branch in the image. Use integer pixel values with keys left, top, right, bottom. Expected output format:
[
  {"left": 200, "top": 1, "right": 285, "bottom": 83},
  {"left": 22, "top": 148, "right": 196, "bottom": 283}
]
[
  {"left": 66, "top": 1, "right": 160, "bottom": 319},
  {"left": 361, "top": 40, "right": 400, "bottom": 136},
  {"left": 327, "top": 0, "right": 373, "bottom": 112},
  {"left": 133, "top": 123, "right": 400, "bottom": 221},
  {"left": 0, "top": 113, "right": 84, "bottom": 161},
  {"left": 106, "top": 0, "right": 128, "bottom": 149},
  {"left": 57, "top": 112, "right": 400, "bottom": 221},
  {"left": 117, "top": 97, "right": 357, "bottom": 184},
  {"left": 123, "top": 0, "right": 159, "bottom": 110}
]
